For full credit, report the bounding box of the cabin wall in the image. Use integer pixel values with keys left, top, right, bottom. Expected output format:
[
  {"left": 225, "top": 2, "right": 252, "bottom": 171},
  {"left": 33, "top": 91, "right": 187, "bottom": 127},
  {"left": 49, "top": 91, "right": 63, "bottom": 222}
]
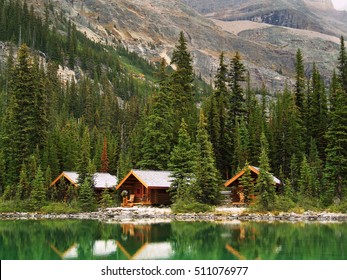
[{"left": 150, "top": 188, "right": 171, "bottom": 205}]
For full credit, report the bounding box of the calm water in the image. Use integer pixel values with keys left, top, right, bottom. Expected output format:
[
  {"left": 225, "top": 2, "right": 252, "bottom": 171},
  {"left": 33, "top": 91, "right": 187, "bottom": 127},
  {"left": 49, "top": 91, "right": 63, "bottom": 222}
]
[{"left": 0, "top": 220, "right": 346, "bottom": 260}]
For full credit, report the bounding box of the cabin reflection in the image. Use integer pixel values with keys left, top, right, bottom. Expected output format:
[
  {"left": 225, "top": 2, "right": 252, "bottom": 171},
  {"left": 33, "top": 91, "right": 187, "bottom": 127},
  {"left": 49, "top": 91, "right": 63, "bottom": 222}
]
[
  {"left": 49, "top": 223, "right": 172, "bottom": 260},
  {"left": 116, "top": 223, "right": 173, "bottom": 260},
  {"left": 224, "top": 223, "right": 260, "bottom": 260},
  {"left": 50, "top": 240, "right": 118, "bottom": 259}
]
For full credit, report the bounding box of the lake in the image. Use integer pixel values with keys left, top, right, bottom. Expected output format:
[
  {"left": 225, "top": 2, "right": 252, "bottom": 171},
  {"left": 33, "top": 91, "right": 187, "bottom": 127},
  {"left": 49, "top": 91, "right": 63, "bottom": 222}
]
[{"left": 0, "top": 220, "right": 346, "bottom": 260}]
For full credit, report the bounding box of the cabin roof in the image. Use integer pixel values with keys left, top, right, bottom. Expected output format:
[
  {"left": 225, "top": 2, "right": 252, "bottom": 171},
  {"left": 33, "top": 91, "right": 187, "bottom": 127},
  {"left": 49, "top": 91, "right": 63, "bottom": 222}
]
[
  {"left": 116, "top": 169, "right": 172, "bottom": 189},
  {"left": 224, "top": 165, "right": 281, "bottom": 187},
  {"left": 50, "top": 171, "right": 118, "bottom": 189}
]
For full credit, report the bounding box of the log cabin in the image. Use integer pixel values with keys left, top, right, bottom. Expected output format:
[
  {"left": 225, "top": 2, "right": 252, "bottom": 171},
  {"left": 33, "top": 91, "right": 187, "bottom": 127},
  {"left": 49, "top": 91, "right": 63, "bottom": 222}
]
[
  {"left": 224, "top": 166, "right": 281, "bottom": 205},
  {"left": 50, "top": 171, "right": 118, "bottom": 198},
  {"left": 116, "top": 169, "right": 172, "bottom": 206}
]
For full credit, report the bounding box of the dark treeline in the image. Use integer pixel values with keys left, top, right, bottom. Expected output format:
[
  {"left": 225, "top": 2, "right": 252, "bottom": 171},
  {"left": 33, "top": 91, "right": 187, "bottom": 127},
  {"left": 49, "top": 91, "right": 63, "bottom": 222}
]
[{"left": 0, "top": 0, "right": 346, "bottom": 212}]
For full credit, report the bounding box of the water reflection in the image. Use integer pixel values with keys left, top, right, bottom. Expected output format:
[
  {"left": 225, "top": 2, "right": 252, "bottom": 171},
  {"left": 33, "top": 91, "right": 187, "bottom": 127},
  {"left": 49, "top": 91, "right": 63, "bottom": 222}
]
[{"left": 0, "top": 220, "right": 346, "bottom": 260}]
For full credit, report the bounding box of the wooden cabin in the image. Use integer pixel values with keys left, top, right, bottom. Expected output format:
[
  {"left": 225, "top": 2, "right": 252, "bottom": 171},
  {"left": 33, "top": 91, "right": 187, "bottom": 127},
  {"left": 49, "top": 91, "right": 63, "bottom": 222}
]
[
  {"left": 50, "top": 171, "right": 118, "bottom": 199},
  {"left": 224, "top": 166, "right": 281, "bottom": 205},
  {"left": 116, "top": 170, "right": 172, "bottom": 206}
]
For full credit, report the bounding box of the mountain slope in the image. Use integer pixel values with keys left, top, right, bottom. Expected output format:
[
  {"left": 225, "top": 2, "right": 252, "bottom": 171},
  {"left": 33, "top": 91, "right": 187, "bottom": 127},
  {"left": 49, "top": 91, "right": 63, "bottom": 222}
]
[
  {"left": 26, "top": 0, "right": 344, "bottom": 90},
  {"left": 182, "top": 0, "right": 347, "bottom": 36}
]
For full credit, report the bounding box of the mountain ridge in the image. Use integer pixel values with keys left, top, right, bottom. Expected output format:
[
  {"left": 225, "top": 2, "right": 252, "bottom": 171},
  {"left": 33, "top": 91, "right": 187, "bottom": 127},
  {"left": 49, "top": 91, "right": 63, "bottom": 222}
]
[{"left": 24, "top": 0, "right": 345, "bottom": 91}]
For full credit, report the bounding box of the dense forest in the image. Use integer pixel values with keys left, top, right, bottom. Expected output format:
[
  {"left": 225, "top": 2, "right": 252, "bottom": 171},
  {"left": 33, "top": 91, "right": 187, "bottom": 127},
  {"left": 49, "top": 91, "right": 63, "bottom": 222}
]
[{"left": 0, "top": 0, "right": 346, "bottom": 213}]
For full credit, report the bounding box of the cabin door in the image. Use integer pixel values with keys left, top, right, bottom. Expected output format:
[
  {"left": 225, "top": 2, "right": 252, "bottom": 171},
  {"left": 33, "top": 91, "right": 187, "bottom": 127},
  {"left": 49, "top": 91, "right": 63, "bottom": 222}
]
[{"left": 135, "top": 185, "right": 142, "bottom": 199}]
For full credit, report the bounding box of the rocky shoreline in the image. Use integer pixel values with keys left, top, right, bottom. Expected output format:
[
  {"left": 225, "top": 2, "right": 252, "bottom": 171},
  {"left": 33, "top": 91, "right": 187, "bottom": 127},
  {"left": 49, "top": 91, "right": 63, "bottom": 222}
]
[{"left": 1, "top": 206, "right": 347, "bottom": 222}]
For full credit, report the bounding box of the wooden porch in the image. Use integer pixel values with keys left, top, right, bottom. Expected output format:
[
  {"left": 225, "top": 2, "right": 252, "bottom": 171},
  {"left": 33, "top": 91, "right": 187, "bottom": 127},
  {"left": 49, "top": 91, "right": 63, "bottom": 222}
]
[{"left": 117, "top": 170, "right": 171, "bottom": 207}]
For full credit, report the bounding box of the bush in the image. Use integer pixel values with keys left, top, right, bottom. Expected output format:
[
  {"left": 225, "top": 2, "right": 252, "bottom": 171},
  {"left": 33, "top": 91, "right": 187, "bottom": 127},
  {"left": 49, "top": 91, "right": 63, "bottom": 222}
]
[
  {"left": 0, "top": 199, "right": 32, "bottom": 212},
  {"left": 171, "top": 199, "right": 214, "bottom": 213},
  {"left": 297, "top": 197, "right": 322, "bottom": 211},
  {"left": 327, "top": 200, "right": 347, "bottom": 213},
  {"left": 273, "top": 196, "right": 296, "bottom": 212},
  {"left": 40, "top": 202, "right": 81, "bottom": 214}
]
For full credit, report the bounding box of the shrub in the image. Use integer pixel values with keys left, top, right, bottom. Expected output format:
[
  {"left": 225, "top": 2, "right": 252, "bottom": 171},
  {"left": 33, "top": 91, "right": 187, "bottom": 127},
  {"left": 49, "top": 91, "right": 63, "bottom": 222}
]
[
  {"left": 40, "top": 202, "right": 81, "bottom": 214},
  {"left": 171, "top": 199, "right": 213, "bottom": 213},
  {"left": 327, "top": 200, "right": 347, "bottom": 213},
  {"left": 273, "top": 196, "right": 296, "bottom": 212}
]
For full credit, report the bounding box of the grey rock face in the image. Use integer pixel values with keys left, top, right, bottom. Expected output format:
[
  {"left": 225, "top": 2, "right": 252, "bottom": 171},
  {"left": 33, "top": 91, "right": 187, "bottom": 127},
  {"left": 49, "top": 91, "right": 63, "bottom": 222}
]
[{"left": 25, "top": 0, "right": 345, "bottom": 91}]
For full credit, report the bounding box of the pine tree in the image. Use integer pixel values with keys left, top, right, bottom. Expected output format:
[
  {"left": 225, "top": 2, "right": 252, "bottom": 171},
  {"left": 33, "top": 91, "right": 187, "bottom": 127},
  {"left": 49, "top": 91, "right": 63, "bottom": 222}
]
[
  {"left": 306, "top": 64, "right": 328, "bottom": 158},
  {"left": 207, "top": 52, "right": 230, "bottom": 177},
  {"left": 324, "top": 85, "right": 347, "bottom": 204},
  {"left": 30, "top": 166, "right": 47, "bottom": 210},
  {"left": 256, "top": 132, "right": 276, "bottom": 211},
  {"left": 77, "top": 127, "right": 91, "bottom": 184},
  {"left": 295, "top": 49, "right": 306, "bottom": 114},
  {"left": 168, "top": 119, "right": 196, "bottom": 202},
  {"left": 338, "top": 36, "right": 347, "bottom": 92},
  {"left": 193, "top": 112, "right": 221, "bottom": 205},
  {"left": 3, "top": 44, "right": 38, "bottom": 184},
  {"left": 99, "top": 189, "right": 113, "bottom": 209},
  {"left": 298, "top": 156, "right": 314, "bottom": 198},
  {"left": 16, "top": 163, "right": 30, "bottom": 200},
  {"left": 228, "top": 51, "right": 247, "bottom": 123},
  {"left": 170, "top": 31, "right": 197, "bottom": 132},
  {"left": 239, "top": 162, "right": 255, "bottom": 203},
  {"left": 78, "top": 161, "right": 97, "bottom": 212},
  {"left": 138, "top": 89, "right": 174, "bottom": 170}
]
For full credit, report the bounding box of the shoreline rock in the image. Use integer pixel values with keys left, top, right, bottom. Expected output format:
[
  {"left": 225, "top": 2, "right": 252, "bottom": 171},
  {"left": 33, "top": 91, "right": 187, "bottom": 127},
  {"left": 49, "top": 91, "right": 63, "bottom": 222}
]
[{"left": 1, "top": 207, "right": 347, "bottom": 222}]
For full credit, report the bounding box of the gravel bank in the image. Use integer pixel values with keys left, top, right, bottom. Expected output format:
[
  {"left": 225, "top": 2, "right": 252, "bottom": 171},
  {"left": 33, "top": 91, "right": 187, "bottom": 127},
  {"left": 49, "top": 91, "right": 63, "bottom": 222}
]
[{"left": 1, "top": 206, "right": 347, "bottom": 222}]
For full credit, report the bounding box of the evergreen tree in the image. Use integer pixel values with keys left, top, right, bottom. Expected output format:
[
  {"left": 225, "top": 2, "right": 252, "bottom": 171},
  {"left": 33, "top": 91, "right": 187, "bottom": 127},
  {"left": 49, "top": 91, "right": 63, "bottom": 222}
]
[
  {"left": 3, "top": 44, "right": 39, "bottom": 184},
  {"left": 338, "top": 36, "right": 347, "bottom": 92},
  {"left": 168, "top": 119, "right": 196, "bottom": 202},
  {"left": 295, "top": 49, "right": 306, "bottom": 114},
  {"left": 77, "top": 127, "right": 91, "bottom": 184},
  {"left": 324, "top": 85, "right": 347, "bottom": 204},
  {"left": 298, "top": 156, "right": 314, "bottom": 198},
  {"left": 78, "top": 161, "right": 97, "bottom": 212},
  {"left": 239, "top": 162, "right": 255, "bottom": 203},
  {"left": 228, "top": 51, "right": 247, "bottom": 123},
  {"left": 256, "top": 132, "right": 276, "bottom": 211},
  {"left": 170, "top": 31, "right": 197, "bottom": 132},
  {"left": 99, "top": 189, "right": 113, "bottom": 208},
  {"left": 207, "top": 52, "right": 230, "bottom": 177},
  {"left": 193, "top": 112, "right": 221, "bottom": 205},
  {"left": 16, "top": 163, "right": 30, "bottom": 200},
  {"left": 306, "top": 64, "right": 328, "bottom": 158},
  {"left": 30, "top": 166, "right": 47, "bottom": 210},
  {"left": 138, "top": 89, "right": 174, "bottom": 170}
]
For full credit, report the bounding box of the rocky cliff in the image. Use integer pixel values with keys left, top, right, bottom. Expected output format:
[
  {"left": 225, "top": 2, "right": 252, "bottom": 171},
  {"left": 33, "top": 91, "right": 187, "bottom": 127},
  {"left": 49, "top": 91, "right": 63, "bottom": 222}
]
[{"left": 25, "top": 0, "right": 344, "bottom": 91}]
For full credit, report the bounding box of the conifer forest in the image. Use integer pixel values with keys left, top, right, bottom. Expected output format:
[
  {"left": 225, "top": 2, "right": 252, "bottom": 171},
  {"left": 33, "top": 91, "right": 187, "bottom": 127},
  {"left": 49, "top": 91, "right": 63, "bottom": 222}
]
[{"left": 0, "top": 0, "right": 347, "bottom": 213}]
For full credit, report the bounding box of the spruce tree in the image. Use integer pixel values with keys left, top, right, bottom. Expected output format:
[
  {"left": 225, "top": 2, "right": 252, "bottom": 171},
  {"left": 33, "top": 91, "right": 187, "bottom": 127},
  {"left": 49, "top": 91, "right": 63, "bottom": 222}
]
[
  {"left": 193, "top": 112, "right": 221, "bottom": 205},
  {"left": 256, "top": 132, "right": 276, "bottom": 211},
  {"left": 295, "top": 49, "right": 306, "bottom": 114},
  {"left": 228, "top": 51, "right": 247, "bottom": 123},
  {"left": 30, "top": 166, "right": 47, "bottom": 210},
  {"left": 324, "top": 86, "right": 347, "bottom": 204},
  {"left": 78, "top": 161, "right": 97, "bottom": 212},
  {"left": 170, "top": 31, "right": 197, "bottom": 132},
  {"left": 77, "top": 127, "right": 91, "bottom": 184},
  {"left": 338, "top": 36, "right": 347, "bottom": 92},
  {"left": 138, "top": 89, "right": 174, "bottom": 170},
  {"left": 99, "top": 189, "right": 113, "bottom": 209},
  {"left": 239, "top": 162, "right": 255, "bottom": 203},
  {"left": 168, "top": 119, "right": 196, "bottom": 202},
  {"left": 3, "top": 44, "right": 38, "bottom": 184}
]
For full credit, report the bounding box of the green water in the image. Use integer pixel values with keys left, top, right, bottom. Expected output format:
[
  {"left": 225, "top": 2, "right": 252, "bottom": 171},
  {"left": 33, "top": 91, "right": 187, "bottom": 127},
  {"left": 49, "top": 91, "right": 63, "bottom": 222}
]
[{"left": 0, "top": 220, "right": 346, "bottom": 260}]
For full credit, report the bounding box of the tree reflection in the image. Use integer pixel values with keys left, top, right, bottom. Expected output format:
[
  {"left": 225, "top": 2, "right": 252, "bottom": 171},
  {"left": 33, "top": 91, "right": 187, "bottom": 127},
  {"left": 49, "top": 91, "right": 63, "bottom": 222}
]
[{"left": 0, "top": 220, "right": 347, "bottom": 260}]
